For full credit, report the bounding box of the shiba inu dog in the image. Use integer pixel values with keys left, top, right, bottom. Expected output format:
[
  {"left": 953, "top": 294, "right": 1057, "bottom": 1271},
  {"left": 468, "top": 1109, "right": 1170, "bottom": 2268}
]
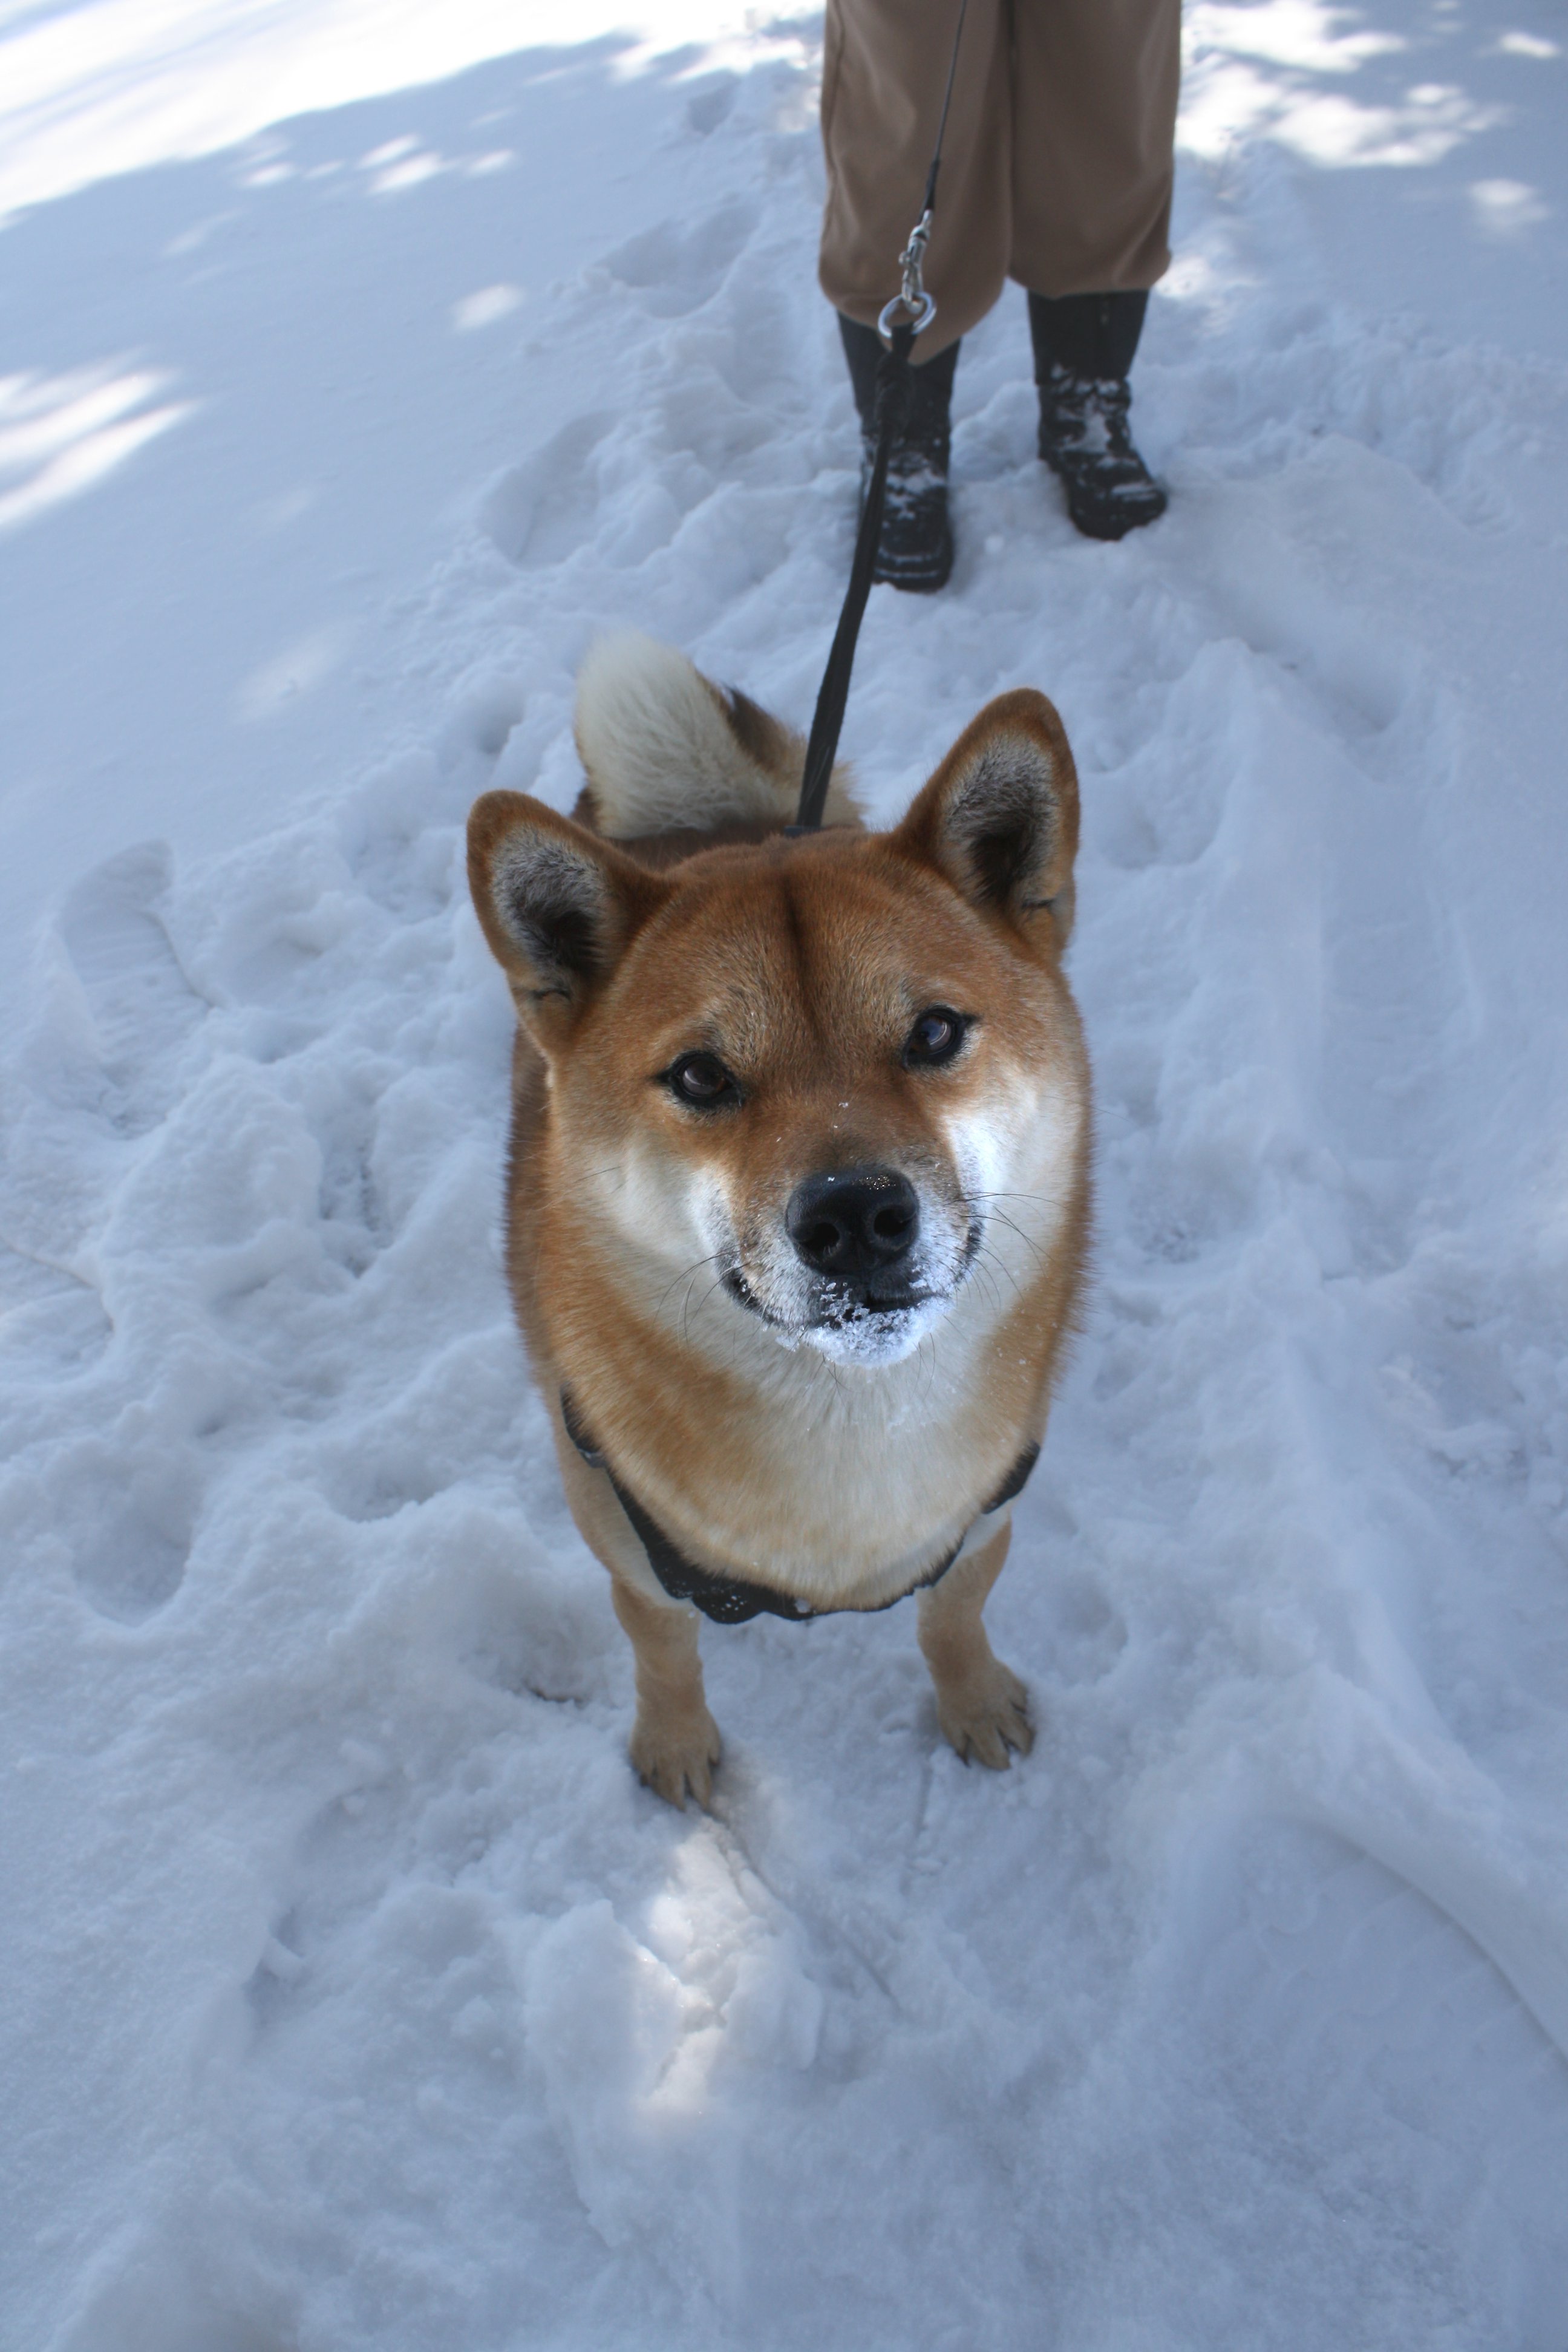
[{"left": 467, "top": 635, "right": 1090, "bottom": 1807}]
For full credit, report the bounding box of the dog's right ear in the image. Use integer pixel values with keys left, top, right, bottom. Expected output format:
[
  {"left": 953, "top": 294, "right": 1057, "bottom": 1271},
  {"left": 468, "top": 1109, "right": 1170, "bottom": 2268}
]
[{"left": 467, "top": 792, "right": 670, "bottom": 1042}]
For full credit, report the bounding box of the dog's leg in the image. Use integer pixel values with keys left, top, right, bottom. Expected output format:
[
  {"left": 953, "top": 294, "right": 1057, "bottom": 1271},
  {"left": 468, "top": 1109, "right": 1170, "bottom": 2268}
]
[
  {"left": 550, "top": 1423, "right": 722, "bottom": 1808},
  {"left": 610, "top": 1575, "right": 723, "bottom": 1810},
  {"left": 917, "top": 1518, "right": 1034, "bottom": 1768}
]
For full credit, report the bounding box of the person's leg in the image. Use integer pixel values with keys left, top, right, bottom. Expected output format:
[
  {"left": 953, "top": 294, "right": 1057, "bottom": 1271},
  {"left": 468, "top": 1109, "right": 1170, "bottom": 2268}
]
[
  {"left": 820, "top": 0, "right": 1011, "bottom": 360},
  {"left": 837, "top": 316, "right": 961, "bottom": 590},
  {"left": 1009, "top": 0, "right": 1180, "bottom": 299},
  {"left": 1029, "top": 288, "right": 1165, "bottom": 540},
  {"left": 820, "top": 0, "right": 1008, "bottom": 589},
  {"left": 1010, "top": 0, "right": 1180, "bottom": 540}
]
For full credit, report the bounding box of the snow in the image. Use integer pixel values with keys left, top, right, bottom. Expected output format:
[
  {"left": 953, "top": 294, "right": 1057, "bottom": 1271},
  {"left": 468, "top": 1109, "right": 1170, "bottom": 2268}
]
[{"left": 4, "top": 0, "right": 1568, "bottom": 2343}]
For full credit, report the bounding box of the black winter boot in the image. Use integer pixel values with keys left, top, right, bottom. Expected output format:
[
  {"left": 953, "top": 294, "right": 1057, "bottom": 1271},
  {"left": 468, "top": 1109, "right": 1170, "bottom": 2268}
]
[
  {"left": 839, "top": 315, "right": 958, "bottom": 593},
  {"left": 1028, "top": 290, "right": 1166, "bottom": 543}
]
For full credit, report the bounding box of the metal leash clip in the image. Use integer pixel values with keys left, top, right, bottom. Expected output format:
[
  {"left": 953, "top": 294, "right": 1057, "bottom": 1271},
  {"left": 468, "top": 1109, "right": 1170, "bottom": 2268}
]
[{"left": 878, "top": 210, "right": 938, "bottom": 342}]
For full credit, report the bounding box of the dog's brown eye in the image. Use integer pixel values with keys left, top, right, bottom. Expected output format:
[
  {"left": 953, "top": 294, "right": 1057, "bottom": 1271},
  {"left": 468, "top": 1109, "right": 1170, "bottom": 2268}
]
[
  {"left": 667, "top": 1051, "right": 740, "bottom": 1109},
  {"left": 903, "top": 1007, "right": 969, "bottom": 1068}
]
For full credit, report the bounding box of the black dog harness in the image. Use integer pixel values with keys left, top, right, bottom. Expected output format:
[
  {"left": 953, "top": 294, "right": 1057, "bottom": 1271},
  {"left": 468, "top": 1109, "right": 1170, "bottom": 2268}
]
[{"left": 561, "top": 1389, "right": 1036, "bottom": 1626}]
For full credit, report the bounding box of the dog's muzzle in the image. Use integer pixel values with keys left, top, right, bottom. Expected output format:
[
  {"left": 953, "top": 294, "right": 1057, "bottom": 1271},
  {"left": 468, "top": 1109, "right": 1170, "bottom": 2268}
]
[{"left": 714, "top": 1165, "right": 978, "bottom": 1363}]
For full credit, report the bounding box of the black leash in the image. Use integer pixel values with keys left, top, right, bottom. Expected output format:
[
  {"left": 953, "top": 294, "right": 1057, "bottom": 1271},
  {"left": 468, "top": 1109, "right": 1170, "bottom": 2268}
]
[
  {"left": 792, "top": 321, "right": 915, "bottom": 831},
  {"left": 793, "top": 0, "right": 970, "bottom": 832},
  {"left": 558, "top": 13, "right": 1034, "bottom": 1629}
]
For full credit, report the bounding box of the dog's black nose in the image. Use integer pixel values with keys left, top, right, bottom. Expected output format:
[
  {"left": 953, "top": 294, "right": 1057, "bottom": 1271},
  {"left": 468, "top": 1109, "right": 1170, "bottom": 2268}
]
[{"left": 786, "top": 1166, "right": 920, "bottom": 1278}]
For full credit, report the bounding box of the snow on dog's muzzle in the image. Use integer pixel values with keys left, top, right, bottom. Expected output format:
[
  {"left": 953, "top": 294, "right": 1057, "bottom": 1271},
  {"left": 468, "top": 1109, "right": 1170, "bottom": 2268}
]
[{"left": 723, "top": 1161, "right": 978, "bottom": 1367}]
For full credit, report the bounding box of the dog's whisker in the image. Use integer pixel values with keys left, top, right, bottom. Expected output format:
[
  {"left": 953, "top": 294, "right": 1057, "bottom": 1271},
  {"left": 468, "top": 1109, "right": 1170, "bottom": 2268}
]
[
  {"left": 915, "top": 1328, "right": 941, "bottom": 1408},
  {"left": 977, "top": 1243, "right": 1026, "bottom": 1305},
  {"left": 682, "top": 1270, "right": 734, "bottom": 1347},
  {"left": 984, "top": 1206, "right": 1049, "bottom": 1270},
  {"left": 968, "top": 1263, "right": 1007, "bottom": 1325},
  {"left": 653, "top": 1252, "right": 723, "bottom": 1324}
]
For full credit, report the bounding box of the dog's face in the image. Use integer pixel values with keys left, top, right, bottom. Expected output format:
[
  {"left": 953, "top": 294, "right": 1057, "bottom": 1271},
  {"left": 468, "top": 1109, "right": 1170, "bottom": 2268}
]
[
  {"left": 469, "top": 691, "right": 1082, "bottom": 1370},
  {"left": 555, "top": 846, "right": 1077, "bottom": 1368}
]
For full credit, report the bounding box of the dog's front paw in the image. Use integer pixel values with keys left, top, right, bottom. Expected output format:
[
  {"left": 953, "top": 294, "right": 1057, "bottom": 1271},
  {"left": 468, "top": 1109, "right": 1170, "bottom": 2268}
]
[
  {"left": 935, "top": 1659, "right": 1034, "bottom": 1770},
  {"left": 630, "top": 1706, "right": 723, "bottom": 1811}
]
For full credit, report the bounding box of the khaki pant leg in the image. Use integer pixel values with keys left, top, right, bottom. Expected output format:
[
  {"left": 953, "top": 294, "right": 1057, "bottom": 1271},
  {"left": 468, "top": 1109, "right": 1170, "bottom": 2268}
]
[
  {"left": 1008, "top": 0, "right": 1181, "bottom": 298},
  {"left": 818, "top": 0, "right": 1012, "bottom": 363}
]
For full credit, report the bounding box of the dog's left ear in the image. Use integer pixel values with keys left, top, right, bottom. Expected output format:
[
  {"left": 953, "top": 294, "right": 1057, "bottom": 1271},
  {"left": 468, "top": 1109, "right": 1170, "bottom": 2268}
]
[
  {"left": 467, "top": 791, "right": 670, "bottom": 1044},
  {"left": 890, "top": 689, "right": 1080, "bottom": 946}
]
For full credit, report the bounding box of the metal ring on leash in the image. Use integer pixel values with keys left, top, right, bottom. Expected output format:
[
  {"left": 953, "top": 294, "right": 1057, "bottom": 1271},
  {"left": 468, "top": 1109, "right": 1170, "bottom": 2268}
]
[{"left": 878, "top": 290, "right": 937, "bottom": 342}]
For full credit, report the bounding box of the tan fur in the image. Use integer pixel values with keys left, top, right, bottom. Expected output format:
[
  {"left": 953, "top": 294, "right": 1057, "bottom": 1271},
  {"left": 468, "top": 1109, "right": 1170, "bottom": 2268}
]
[{"left": 468, "top": 638, "right": 1091, "bottom": 1807}]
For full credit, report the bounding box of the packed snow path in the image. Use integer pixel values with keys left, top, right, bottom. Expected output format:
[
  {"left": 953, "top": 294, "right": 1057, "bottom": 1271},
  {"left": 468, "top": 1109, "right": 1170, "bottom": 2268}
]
[{"left": 4, "top": 3, "right": 1568, "bottom": 2345}]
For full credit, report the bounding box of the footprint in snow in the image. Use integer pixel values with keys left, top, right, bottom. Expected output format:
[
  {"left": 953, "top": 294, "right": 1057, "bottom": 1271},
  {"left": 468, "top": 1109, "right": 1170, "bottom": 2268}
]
[
  {"left": 480, "top": 411, "right": 615, "bottom": 567},
  {"left": 51, "top": 1442, "right": 195, "bottom": 1624},
  {"left": 599, "top": 198, "right": 759, "bottom": 319},
  {"left": 53, "top": 842, "right": 207, "bottom": 1134},
  {"left": 0, "top": 1247, "right": 110, "bottom": 1377}
]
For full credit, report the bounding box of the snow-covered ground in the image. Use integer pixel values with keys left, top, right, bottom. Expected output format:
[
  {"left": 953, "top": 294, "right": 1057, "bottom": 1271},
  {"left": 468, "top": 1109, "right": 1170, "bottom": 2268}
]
[{"left": 4, "top": 1, "right": 1567, "bottom": 2342}]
